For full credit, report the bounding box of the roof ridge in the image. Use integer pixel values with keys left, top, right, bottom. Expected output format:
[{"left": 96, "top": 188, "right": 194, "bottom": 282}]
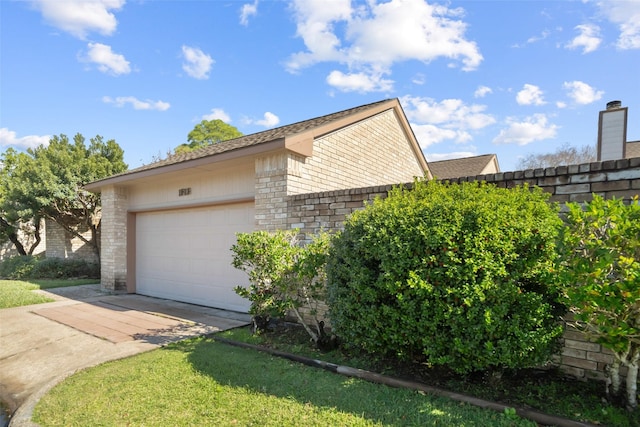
[{"left": 86, "top": 98, "right": 396, "bottom": 186}]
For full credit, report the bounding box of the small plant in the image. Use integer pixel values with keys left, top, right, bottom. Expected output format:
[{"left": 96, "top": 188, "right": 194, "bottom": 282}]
[
  {"left": 231, "top": 229, "right": 332, "bottom": 345},
  {"left": 558, "top": 195, "right": 640, "bottom": 410}
]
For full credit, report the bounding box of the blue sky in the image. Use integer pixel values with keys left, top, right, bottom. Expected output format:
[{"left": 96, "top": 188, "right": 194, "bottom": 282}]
[{"left": 1, "top": 0, "right": 639, "bottom": 172}]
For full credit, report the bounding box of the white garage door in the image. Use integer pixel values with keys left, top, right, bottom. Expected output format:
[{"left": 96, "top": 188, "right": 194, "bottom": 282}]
[{"left": 135, "top": 202, "right": 254, "bottom": 312}]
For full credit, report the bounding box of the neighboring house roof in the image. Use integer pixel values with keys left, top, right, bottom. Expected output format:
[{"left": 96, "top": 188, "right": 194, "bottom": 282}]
[
  {"left": 428, "top": 154, "right": 500, "bottom": 180},
  {"left": 86, "top": 98, "right": 429, "bottom": 190},
  {"left": 627, "top": 141, "right": 640, "bottom": 158}
]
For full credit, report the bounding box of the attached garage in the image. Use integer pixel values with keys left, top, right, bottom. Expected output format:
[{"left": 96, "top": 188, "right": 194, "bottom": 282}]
[
  {"left": 134, "top": 202, "right": 254, "bottom": 312},
  {"left": 86, "top": 99, "right": 430, "bottom": 313}
]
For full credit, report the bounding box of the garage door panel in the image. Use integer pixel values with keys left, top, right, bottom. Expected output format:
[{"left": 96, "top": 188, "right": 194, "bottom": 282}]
[{"left": 136, "top": 203, "right": 253, "bottom": 312}]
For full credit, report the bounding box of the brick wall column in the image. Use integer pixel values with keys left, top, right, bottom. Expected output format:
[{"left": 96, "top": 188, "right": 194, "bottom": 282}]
[
  {"left": 44, "top": 218, "right": 66, "bottom": 258},
  {"left": 255, "top": 152, "right": 289, "bottom": 231},
  {"left": 100, "top": 185, "right": 128, "bottom": 291}
]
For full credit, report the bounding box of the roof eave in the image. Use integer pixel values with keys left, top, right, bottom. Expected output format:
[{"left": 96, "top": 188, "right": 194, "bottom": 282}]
[{"left": 84, "top": 138, "right": 287, "bottom": 192}]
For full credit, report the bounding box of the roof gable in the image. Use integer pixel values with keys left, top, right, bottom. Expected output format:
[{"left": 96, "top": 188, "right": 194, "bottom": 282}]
[
  {"left": 428, "top": 154, "right": 500, "bottom": 180},
  {"left": 86, "top": 98, "right": 428, "bottom": 190}
]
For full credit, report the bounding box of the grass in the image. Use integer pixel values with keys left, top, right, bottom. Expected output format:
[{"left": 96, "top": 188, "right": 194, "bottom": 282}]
[
  {"left": 33, "top": 337, "right": 535, "bottom": 427},
  {"left": 221, "top": 324, "right": 640, "bottom": 427},
  {"left": 0, "top": 279, "right": 97, "bottom": 308}
]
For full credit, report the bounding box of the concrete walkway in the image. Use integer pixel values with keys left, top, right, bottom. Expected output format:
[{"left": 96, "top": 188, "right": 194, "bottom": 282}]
[{"left": 0, "top": 285, "right": 250, "bottom": 426}]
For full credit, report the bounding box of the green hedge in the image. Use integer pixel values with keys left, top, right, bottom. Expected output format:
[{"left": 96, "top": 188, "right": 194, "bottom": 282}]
[
  {"left": 0, "top": 255, "right": 99, "bottom": 280},
  {"left": 326, "top": 179, "right": 565, "bottom": 374}
]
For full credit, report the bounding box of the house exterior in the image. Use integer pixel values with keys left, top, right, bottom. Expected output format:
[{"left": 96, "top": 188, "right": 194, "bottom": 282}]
[
  {"left": 428, "top": 154, "right": 500, "bottom": 180},
  {"left": 85, "top": 98, "right": 429, "bottom": 312}
]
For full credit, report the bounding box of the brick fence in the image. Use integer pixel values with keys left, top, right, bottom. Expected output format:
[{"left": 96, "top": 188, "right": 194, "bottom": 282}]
[{"left": 287, "top": 157, "right": 640, "bottom": 382}]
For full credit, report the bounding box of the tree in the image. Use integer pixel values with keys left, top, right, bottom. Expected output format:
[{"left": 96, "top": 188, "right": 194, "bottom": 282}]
[
  {"left": 517, "top": 143, "right": 596, "bottom": 170},
  {"left": 0, "top": 148, "right": 43, "bottom": 256},
  {"left": 174, "top": 119, "right": 243, "bottom": 154},
  {"left": 0, "top": 134, "right": 127, "bottom": 261},
  {"left": 558, "top": 195, "right": 640, "bottom": 409}
]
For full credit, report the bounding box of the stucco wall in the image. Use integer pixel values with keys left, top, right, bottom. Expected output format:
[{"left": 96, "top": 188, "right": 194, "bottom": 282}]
[
  {"left": 126, "top": 159, "right": 254, "bottom": 211},
  {"left": 288, "top": 157, "right": 640, "bottom": 382}
]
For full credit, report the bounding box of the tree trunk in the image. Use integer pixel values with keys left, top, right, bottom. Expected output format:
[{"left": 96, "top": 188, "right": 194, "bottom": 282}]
[
  {"left": 27, "top": 218, "right": 42, "bottom": 255},
  {"left": 8, "top": 233, "right": 27, "bottom": 256},
  {"left": 625, "top": 350, "right": 639, "bottom": 410},
  {"left": 0, "top": 217, "right": 27, "bottom": 256},
  {"left": 610, "top": 358, "right": 622, "bottom": 397}
]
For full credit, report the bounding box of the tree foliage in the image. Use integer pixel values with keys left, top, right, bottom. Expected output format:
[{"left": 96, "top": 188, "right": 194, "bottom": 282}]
[
  {"left": 517, "top": 143, "right": 596, "bottom": 170},
  {"left": 231, "top": 229, "right": 331, "bottom": 345},
  {"left": 558, "top": 195, "right": 640, "bottom": 409},
  {"left": 174, "top": 119, "right": 243, "bottom": 154},
  {"left": 326, "top": 179, "right": 565, "bottom": 374},
  {"left": 0, "top": 134, "right": 127, "bottom": 260}
]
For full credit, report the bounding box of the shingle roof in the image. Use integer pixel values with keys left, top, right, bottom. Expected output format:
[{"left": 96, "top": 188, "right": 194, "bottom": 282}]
[
  {"left": 627, "top": 141, "right": 640, "bottom": 158},
  {"left": 428, "top": 154, "right": 499, "bottom": 180},
  {"left": 108, "top": 98, "right": 394, "bottom": 179}
]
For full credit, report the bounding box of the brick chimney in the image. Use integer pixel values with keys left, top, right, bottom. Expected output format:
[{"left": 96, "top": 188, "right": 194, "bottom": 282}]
[{"left": 597, "top": 100, "right": 627, "bottom": 161}]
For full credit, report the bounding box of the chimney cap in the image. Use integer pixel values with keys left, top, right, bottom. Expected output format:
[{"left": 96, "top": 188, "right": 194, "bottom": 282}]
[{"left": 606, "top": 100, "right": 622, "bottom": 110}]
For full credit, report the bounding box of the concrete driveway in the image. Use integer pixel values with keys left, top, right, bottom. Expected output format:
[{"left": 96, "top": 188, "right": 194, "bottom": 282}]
[{"left": 0, "top": 285, "right": 250, "bottom": 426}]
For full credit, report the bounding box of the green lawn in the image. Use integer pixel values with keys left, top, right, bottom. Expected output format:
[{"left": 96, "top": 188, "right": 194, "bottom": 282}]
[
  {"left": 0, "top": 279, "right": 98, "bottom": 308},
  {"left": 33, "top": 337, "right": 534, "bottom": 427}
]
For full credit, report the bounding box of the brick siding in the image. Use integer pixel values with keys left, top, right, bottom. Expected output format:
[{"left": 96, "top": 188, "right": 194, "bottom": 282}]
[
  {"left": 100, "top": 185, "right": 128, "bottom": 291},
  {"left": 44, "top": 219, "right": 98, "bottom": 263},
  {"left": 287, "top": 157, "right": 640, "bottom": 382}
]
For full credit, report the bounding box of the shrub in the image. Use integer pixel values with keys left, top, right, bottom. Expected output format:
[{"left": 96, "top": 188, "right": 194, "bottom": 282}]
[
  {"left": 0, "top": 255, "right": 99, "bottom": 279},
  {"left": 558, "top": 195, "right": 640, "bottom": 409},
  {"left": 30, "top": 258, "right": 100, "bottom": 279},
  {"left": 326, "top": 179, "right": 565, "bottom": 374},
  {"left": 232, "top": 230, "right": 331, "bottom": 344},
  {"left": 0, "top": 255, "right": 38, "bottom": 279}
]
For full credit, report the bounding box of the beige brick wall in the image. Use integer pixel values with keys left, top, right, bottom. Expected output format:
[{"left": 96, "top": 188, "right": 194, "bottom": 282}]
[
  {"left": 288, "top": 156, "right": 640, "bottom": 382},
  {"left": 255, "top": 152, "right": 289, "bottom": 231},
  {"left": 0, "top": 219, "right": 46, "bottom": 261},
  {"left": 100, "top": 185, "right": 128, "bottom": 291},
  {"left": 45, "top": 218, "right": 98, "bottom": 263},
  {"left": 287, "top": 109, "right": 425, "bottom": 195}
]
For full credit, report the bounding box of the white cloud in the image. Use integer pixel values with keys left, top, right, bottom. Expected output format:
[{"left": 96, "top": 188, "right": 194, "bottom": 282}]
[
  {"left": 526, "top": 29, "right": 550, "bottom": 44},
  {"left": 426, "top": 151, "right": 476, "bottom": 162},
  {"left": 565, "top": 24, "right": 601, "bottom": 54},
  {"left": 411, "top": 125, "right": 470, "bottom": 148},
  {"left": 326, "top": 70, "right": 393, "bottom": 93},
  {"left": 563, "top": 80, "right": 604, "bottom": 105},
  {"left": 516, "top": 84, "right": 546, "bottom": 106},
  {"left": 102, "top": 96, "right": 170, "bottom": 111},
  {"left": 203, "top": 108, "right": 231, "bottom": 122},
  {"left": 0, "top": 128, "right": 50, "bottom": 150},
  {"left": 30, "top": 0, "right": 124, "bottom": 39},
  {"left": 596, "top": 1, "right": 640, "bottom": 49},
  {"left": 254, "top": 112, "right": 280, "bottom": 127},
  {"left": 401, "top": 95, "right": 495, "bottom": 149},
  {"left": 474, "top": 85, "right": 492, "bottom": 98},
  {"left": 493, "top": 114, "right": 558, "bottom": 145},
  {"left": 287, "top": 0, "right": 482, "bottom": 93},
  {"left": 240, "top": 0, "right": 259, "bottom": 26},
  {"left": 181, "top": 46, "right": 214, "bottom": 80},
  {"left": 81, "top": 42, "right": 130, "bottom": 75}
]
